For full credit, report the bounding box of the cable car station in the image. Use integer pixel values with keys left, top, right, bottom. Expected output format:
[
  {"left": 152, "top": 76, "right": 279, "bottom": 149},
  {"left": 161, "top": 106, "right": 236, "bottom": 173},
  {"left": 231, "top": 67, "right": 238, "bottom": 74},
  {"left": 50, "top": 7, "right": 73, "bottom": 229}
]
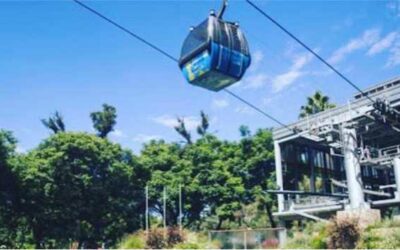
[{"left": 272, "top": 76, "right": 400, "bottom": 228}]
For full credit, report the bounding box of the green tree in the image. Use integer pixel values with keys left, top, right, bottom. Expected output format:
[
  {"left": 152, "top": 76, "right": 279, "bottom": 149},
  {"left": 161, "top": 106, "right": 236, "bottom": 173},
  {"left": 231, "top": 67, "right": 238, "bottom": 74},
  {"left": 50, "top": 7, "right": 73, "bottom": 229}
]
[
  {"left": 90, "top": 104, "right": 117, "bottom": 138},
  {"left": 0, "top": 130, "right": 27, "bottom": 248},
  {"left": 182, "top": 134, "right": 244, "bottom": 230},
  {"left": 196, "top": 111, "right": 209, "bottom": 136},
  {"left": 41, "top": 111, "right": 65, "bottom": 134},
  {"left": 140, "top": 131, "right": 246, "bottom": 230},
  {"left": 299, "top": 91, "right": 336, "bottom": 118},
  {"left": 14, "top": 132, "right": 145, "bottom": 248},
  {"left": 239, "top": 125, "right": 251, "bottom": 138},
  {"left": 140, "top": 140, "right": 187, "bottom": 226},
  {"left": 236, "top": 128, "right": 277, "bottom": 228},
  {"left": 174, "top": 118, "right": 192, "bottom": 144}
]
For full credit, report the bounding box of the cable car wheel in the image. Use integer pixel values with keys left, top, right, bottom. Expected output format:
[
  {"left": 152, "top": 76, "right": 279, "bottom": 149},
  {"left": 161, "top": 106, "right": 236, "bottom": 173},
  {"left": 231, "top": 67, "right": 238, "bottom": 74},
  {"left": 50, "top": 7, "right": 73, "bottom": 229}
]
[{"left": 179, "top": 0, "right": 251, "bottom": 91}]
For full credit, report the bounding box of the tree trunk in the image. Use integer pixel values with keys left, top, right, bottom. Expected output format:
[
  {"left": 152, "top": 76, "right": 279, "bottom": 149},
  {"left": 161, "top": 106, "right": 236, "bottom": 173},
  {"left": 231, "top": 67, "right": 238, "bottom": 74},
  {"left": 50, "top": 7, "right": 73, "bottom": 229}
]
[
  {"left": 265, "top": 203, "right": 276, "bottom": 228},
  {"left": 216, "top": 218, "right": 223, "bottom": 230}
]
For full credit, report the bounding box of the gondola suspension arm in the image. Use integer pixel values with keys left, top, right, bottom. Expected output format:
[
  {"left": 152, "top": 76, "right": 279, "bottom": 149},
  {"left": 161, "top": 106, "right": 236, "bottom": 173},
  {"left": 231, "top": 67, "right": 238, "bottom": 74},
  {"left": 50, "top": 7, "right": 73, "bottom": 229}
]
[{"left": 217, "top": 0, "right": 228, "bottom": 19}]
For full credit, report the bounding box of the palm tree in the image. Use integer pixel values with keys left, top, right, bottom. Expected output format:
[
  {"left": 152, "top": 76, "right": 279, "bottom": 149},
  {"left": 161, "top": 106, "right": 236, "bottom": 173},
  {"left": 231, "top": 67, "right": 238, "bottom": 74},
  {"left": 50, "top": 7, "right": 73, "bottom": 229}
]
[
  {"left": 41, "top": 111, "right": 66, "bottom": 134},
  {"left": 174, "top": 117, "right": 192, "bottom": 144},
  {"left": 299, "top": 91, "right": 336, "bottom": 118},
  {"left": 196, "top": 111, "right": 209, "bottom": 136}
]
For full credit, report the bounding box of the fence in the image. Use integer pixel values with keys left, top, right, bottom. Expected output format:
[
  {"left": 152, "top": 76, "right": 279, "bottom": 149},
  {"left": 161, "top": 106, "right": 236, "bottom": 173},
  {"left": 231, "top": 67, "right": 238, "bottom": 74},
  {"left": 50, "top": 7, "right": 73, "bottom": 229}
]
[{"left": 208, "top": 228, "right": 285, "bottom": 249}]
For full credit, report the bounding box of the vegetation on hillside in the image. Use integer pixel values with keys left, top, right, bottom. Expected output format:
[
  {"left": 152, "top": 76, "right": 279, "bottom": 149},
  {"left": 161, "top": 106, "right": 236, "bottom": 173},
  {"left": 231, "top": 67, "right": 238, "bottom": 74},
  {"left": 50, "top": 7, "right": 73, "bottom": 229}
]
[
  {"left": 0, "top": 104, "right": 277, "bottom": 248},
  {"left": 286, "top": 217, "right": 400, "bottom": 249},
  {"left": 0, "top": 93, "right": 345, "bottom": 248}
]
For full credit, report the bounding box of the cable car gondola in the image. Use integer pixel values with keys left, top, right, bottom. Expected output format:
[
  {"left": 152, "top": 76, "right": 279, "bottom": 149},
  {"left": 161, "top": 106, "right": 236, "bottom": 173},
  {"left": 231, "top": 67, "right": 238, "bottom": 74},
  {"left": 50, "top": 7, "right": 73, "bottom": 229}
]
[{"left": 179, "top": 0, "right": 251, "bottom": 91}]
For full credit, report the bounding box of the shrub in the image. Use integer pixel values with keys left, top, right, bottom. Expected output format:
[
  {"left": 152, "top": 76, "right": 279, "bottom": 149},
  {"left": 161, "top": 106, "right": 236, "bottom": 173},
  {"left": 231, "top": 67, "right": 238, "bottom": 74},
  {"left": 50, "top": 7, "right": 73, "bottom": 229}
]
[
  {"left": 357, "top": 219, "right": 400, "bottom": 249},
  {"left": 173, "top": 242, "right": 201, "bottom": 249},
  {"left": 146, "top": 228, "right": 167, "bottom": 249},
  {"left": 285, "top": 221, "right": 328, "bottom": 249},
  {"left": 118, "top": 233, "right": 145, "bottom": 249},
  {"left": 262, "top": 238, "right": 279, "bottom": 249},
  {"left": 326, "top": 216, "right": 360, "bottom": 249},
  {"left": 167, "top": 226, "right": 185, "bottom": 247}
]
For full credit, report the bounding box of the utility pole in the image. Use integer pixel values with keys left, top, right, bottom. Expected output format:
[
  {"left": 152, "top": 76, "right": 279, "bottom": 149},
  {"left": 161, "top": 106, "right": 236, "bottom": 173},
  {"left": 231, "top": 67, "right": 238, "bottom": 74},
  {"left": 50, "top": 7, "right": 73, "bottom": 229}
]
[
  {"left": 179, "top": 184, "right": 182, "bottom": 231},
  {"left": 145, "top": 186, "right": 149, "bottom": 233},
  {"left": 163, "top": 186, "right": 167, "bottom": 233}
]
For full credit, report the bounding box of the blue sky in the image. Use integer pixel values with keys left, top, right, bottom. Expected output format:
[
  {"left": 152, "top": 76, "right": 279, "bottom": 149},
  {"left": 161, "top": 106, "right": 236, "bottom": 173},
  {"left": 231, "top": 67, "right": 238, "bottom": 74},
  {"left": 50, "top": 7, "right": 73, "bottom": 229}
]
[{"left": 1, "top": 0, "right": 399, "bottom": 153}]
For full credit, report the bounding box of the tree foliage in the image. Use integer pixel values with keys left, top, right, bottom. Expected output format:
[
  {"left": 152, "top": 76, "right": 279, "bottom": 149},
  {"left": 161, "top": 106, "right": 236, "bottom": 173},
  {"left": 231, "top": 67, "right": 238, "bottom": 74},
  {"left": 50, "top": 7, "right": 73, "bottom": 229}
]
[
  {"left": 196, "top": 111, "right": 209, "bottom": 136},
  {"left": 12, "top": 133, "right": 146, "bottom": 248},
  {"left": 41, "top": 111, "right": 65, "bottom": 134},
  {"left": 299, "top": 91, "right": 336, "bottom": 118},
  {"left": 90, "top": 104, "right": 117, "bottom": 138},
  {"left": 0, "top": 109, "right": 278, "bottom": 247},
  {"left": 0, "top": 130, "right": 26, "bottom": 248},
  {"left": 174, "top": 118, "right": 192, "bottom": 144}
]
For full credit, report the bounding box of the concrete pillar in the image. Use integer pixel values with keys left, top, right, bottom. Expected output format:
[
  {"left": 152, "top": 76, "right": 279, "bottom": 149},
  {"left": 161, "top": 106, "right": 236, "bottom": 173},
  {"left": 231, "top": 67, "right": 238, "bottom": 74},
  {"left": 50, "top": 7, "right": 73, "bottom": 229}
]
[
  {"left": 343, "top": 128, "right": 366, "bottom": 209},
  {"left": 274, "top": 141, "right": 285, "bottom": 212},
  {"left": 309, "top": 147, "right": 316, "bottom": 192},
  {"left": 278, "top": 219, "right": 287, "bottom": 248},
  {"left": 393, "top": 157, "right": 400, "bottom": 199}
]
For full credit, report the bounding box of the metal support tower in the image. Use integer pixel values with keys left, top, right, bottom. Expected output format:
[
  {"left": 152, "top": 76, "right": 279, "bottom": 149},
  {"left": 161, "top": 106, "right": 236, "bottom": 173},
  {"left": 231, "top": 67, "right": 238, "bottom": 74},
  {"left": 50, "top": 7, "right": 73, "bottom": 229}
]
[
  {"left": 274, "top": 141, "right": 285, "bottom": 212},
  {"left": 343, "top": 128, "right": 367, "bottom": 209},
  {"left": 393, "top": 157, "right": 400, "bottom": 199}
]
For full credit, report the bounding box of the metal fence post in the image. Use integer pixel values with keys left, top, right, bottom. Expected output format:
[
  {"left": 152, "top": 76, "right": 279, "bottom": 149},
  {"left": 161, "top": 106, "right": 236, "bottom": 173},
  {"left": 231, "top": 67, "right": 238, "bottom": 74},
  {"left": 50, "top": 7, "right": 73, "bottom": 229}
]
[{"left": 244, "top": 230, "right": 247, "bottom": 250}]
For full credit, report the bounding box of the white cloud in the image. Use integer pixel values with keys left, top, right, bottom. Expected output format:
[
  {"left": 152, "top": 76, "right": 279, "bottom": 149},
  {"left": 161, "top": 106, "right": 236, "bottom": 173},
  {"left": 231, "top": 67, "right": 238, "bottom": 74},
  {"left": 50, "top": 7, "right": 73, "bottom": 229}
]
[
  {"left": 242, "top": 73, "right": 269, "bottom": 89},
  {"left": 262, "top": 97, "right": 274, "bottom": 106},
  {"left": 271, "top": 52, "right": 313, "bottom": 93},
  {"left": 235, "top": 106, "right": 255, "bottom": 115},
  {"left": 387, "top": 40, "right": 400, "bottom": 67},
  {"left": 233, "top": 50, "right": 268, "bottom": 90},
  {"left": 152, "top": 115, "right": 177, "bottom": 128},
  {"left": 292, "top": 53, "right": 313, "bottom": 70},
  {"left": 16, "top": 146, "right": 26, "bottom": 153},
  {"left": 367, "top": 32, "right": 398, "bottom": 56},
  {"left": 212, "top": 98, "right": 229, "bottom": 109},
  {"left": 110, "top": 129, "right": 124, "bottom": 138},
  {"left": 132, "top": 134, "right": 161, "bottom": 143},
  {"left": 328, "top": 28, "right": 381, "bottom": 64},
  {"left": 272, "top": 71, "right": 304, "bottom": 93},
  {"left": 152, "top": 115, "right": 200, "bottom": 130},
  {"left": 250, "top": 50, "right": 264, "bottom": 72}
]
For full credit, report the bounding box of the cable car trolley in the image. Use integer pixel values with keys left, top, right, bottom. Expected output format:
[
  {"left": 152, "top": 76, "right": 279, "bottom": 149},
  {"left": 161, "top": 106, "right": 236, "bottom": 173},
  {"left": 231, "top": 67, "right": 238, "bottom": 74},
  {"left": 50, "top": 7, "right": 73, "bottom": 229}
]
[{"left": 179, "top": 0, "right": 251, "bottom": 91}]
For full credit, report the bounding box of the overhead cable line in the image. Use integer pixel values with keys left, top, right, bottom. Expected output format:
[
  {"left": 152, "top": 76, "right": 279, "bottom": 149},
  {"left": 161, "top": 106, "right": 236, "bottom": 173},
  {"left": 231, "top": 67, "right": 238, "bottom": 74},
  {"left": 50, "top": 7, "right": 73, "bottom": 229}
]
[
  {"left": 73, "top": 0, "right": 296, "bottom": 133},
  {"left": 223, "top": 89, "right": 294, "bottom": 131},
  {"left": 246, "top": 0, "right": 375, "bottom": 104},
  {"left": 73, "top": 0, "right": 178, "bottom": 63}
]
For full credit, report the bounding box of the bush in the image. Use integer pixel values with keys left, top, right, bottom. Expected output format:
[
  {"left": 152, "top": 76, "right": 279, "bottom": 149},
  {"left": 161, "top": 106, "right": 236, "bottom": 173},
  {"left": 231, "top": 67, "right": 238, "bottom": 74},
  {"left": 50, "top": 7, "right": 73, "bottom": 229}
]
[
  {"left": 118, "top": 232, "right": 145, "bottom": 249},
  {"left": 146, "top": 228, "right": 167, "bottom": 249},
  {"left": 174, "top": 242, "right": 201, "bottom": 249},
  {"left": 357, "top": 219, "right": 400, "bottom": 249},
  {"left": 167, "top": 226, "right": 185, "bottom": 246},
  {"left": 145, "top": 227, "right": 185, "bottom": 249},
  {"left": 326, "top": 216, "right": 360, "bottom": 249},
  {"left": 262, "top": 238, "right": 279, "bottom": 249},
  {"left": 285, "top": 221, "right": 328, "bottom": 249}
]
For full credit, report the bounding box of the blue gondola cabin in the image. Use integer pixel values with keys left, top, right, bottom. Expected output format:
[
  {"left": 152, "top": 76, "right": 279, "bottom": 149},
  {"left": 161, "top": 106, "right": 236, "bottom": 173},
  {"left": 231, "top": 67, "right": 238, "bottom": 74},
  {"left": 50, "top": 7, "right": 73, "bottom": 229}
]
[{"left": 179, "top": 13, "right": 251, "bottom": 91}]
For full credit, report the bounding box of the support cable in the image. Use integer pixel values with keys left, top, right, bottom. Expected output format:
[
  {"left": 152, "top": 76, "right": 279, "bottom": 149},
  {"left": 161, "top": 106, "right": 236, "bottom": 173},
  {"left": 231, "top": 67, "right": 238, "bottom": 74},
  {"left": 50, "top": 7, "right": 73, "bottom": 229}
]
[
  {"left": 246, "top": 0, "right": 375, "bottom": 104},
  {"left": 223, "top": 89, "right": 294, "bottom": 131},
  {"left": 73, "top": 0, "right": 296, "bottom": 133},
  {"left": 73, "top": 0, "right": 179, "bottom": 63}
]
